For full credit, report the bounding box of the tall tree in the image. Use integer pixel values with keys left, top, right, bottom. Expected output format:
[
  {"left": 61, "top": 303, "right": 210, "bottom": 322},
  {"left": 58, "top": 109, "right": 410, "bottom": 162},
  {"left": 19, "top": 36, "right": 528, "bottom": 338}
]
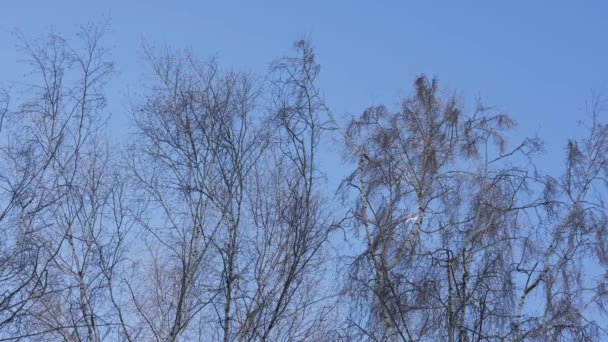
[
  {"left": 0, "top": 23, "right": 130, "bottom": 341},
  {"left": 339, "top": 76, "right": 546, "bottom": 341}
]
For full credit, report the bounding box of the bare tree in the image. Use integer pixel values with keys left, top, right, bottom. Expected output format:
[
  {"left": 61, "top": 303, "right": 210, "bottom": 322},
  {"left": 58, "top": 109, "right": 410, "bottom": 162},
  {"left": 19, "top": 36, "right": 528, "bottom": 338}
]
[
  {"left": 127, "top": 40, "right": 338, "bottom": 342},
  {"left": 338, "top": 76, "right": 548, "bottom": 341},
  {"left": 128, "top": 45, "right": 266, "bottom": 341},
  {"left": 0, "top": 23, "right": 132, "bottom": 341},
  {"left": 510, "top": 96, "right": 608, "bottom": 341},
  {"left": 232, "top": 40, "right": 338, "bottom": 342}
]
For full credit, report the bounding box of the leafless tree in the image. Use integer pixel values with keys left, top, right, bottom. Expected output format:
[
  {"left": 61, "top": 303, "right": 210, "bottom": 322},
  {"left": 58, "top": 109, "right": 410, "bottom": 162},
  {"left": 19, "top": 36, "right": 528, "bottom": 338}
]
[
  {"left": 509, "top": 96, "right": 608, "bottom": 341},
  {"left": 127, "top": 40, "right": 339, "bottom": 342},
  {"left": 337, "top": 75, "right": 552, "bottom": 341},
  {"left": 128, "top": 44, "right": 268, "bottom": 341},
  {"left": 231, "top": 40, "right": 338, "bottom": 342},
  {"left": 0, "top": 23, "right": 132, "bottom": 341}
]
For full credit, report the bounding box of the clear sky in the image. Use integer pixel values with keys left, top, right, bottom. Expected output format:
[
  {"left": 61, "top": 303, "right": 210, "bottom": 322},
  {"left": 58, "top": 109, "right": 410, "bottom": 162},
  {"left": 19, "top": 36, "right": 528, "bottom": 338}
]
[{"left": 2, "top": 1, "right": 607, "bottom": 182}]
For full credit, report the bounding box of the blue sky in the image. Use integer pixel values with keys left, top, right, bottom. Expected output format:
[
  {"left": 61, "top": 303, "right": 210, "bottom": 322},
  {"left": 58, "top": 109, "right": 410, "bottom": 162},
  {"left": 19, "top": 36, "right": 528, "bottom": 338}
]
[{"left": 2, "top": 1, "right": 607, "bottom": 181}]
